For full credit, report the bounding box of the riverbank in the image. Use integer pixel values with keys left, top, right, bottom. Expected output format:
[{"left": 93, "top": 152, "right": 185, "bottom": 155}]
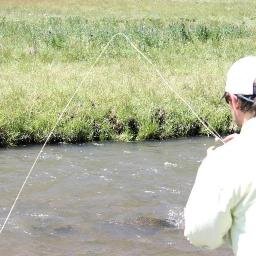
[{"left": 0, "top": 1, "right": 255, "bottom": 146}]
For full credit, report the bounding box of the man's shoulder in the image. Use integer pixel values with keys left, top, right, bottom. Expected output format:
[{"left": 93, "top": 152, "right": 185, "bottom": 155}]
[
  {"left": 210, "top": 138, "right": 239, "bottom": 160},
  {"left": 199, "top": 138, "right": 240, "bottom": 177}
]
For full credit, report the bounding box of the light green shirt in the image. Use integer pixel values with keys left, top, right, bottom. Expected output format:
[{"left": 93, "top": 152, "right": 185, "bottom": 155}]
[{"left": 184, "top": 117, "right": 256, "bottom": 256}]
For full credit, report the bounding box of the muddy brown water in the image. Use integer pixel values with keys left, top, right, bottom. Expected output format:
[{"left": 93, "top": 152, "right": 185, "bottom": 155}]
[{"left": 0, "top": 138, "right": 232, "bottom": 256}]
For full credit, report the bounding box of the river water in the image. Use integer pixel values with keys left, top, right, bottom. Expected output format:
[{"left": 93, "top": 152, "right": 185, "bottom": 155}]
[{"left": 0, "top": 138, "right": 232, "bottom": 256}]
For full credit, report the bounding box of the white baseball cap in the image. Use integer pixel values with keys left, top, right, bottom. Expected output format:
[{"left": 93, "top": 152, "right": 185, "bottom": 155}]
[{"left": 225, "top": 56, "right": 256, "bottom": 95}]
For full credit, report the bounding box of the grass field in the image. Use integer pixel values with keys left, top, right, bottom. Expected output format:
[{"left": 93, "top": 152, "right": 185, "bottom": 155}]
[{"left": 0, "top": 0, "right": 256, "bottom": 146}]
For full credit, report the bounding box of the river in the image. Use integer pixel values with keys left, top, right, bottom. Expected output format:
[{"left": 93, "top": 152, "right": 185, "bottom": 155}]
[{"left": 0, "top": 138, "right": 232, "bottom": 256}]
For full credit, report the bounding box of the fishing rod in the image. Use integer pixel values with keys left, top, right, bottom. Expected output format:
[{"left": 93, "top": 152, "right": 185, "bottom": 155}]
[{"left": 0, "top": 32, "right": 224, "bottom": 234}]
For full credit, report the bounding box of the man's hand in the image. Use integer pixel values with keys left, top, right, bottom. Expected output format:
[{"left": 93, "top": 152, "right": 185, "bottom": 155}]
[
  {"left": 222, "top": 133, "right": 239, "bottom": 143},
  {"left": 215, "top": 133, "right": 239, "bottom": 144},
  {"left": 207, "top": 133, "right": 239, "bottom": 155}
]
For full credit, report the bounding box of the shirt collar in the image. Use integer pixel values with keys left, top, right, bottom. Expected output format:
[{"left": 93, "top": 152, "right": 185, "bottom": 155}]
[{"left": 240, "top": 117, "right": 256, "bottom": 135}]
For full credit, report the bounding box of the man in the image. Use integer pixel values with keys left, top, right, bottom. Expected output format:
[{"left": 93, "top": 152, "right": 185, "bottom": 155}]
[{"left": 184, "top": 56, "right": 256, "bottom": 256}]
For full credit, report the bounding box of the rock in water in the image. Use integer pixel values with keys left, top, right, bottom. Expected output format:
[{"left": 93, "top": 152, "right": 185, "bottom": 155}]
[{"left": 134, "top": 216, "right": 176, "bottom": 228}]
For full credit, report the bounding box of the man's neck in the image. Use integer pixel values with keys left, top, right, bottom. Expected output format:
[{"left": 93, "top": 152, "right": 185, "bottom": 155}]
[{"left": 242, "top": 112, "right": 256, "bottom": 126}]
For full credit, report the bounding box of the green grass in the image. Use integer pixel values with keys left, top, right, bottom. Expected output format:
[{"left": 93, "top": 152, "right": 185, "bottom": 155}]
[{"left": 0, "top": 1, "right": 255, "bottom": 146}]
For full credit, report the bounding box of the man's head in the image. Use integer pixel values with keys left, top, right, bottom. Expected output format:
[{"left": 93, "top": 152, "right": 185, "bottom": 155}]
[{"left": 224, "top": 56, "right": 256, "bottom": 127}]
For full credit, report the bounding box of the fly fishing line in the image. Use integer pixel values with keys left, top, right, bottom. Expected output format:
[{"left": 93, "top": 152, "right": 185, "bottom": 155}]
[{"left": 0, "top": 32, "right": 224, "bottom": 234}]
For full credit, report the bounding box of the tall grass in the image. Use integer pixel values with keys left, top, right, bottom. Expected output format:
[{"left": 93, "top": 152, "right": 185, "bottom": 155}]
[
  {"left": 0, "top": 2, "right": 255, "bottom": 146},
  {"left": 0, "top": 17, "right": 254, "bottom": 63}
]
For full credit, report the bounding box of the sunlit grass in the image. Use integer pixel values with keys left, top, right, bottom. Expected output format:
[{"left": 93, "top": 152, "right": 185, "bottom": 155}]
[
  {"left": 0, "top": 0, "right": 255, "bottom": 23},
  {"left": 0, "top": 1, "right": 255, "bottom": 146}
]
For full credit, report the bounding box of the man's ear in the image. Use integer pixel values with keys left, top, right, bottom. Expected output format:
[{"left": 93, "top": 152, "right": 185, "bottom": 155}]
[{"left": 230, "top": 94, "right": 240, "bottom": 110}]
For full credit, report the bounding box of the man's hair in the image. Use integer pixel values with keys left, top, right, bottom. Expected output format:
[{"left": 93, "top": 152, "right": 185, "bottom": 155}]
[{"left": 238, "top": 95, "right": 256, "bottom": 115}]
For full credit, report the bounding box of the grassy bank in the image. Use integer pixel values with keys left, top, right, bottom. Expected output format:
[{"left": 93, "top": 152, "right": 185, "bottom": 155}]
[{"left": 0, "top": 1, "right": 256, "bottom": 146}]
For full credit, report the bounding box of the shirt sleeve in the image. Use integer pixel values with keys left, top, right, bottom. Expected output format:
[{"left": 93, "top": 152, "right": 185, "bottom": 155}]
[{"left": 184, "top": 151, "right": 233, "bottom": 249}]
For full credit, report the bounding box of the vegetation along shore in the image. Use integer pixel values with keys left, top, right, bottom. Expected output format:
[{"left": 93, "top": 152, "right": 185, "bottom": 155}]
[{"left": 0, "top": 0, "right": 256, "bottom": 146}]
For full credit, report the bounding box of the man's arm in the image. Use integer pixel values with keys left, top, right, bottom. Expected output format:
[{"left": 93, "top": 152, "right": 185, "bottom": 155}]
[{"left": 184, "top": 153, "right": 233, "bottom": 249}]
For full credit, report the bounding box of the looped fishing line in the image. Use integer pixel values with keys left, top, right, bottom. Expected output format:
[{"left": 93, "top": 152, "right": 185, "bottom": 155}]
[{"left": 0, "top": 32, "right": 224, "bottom": 234}]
